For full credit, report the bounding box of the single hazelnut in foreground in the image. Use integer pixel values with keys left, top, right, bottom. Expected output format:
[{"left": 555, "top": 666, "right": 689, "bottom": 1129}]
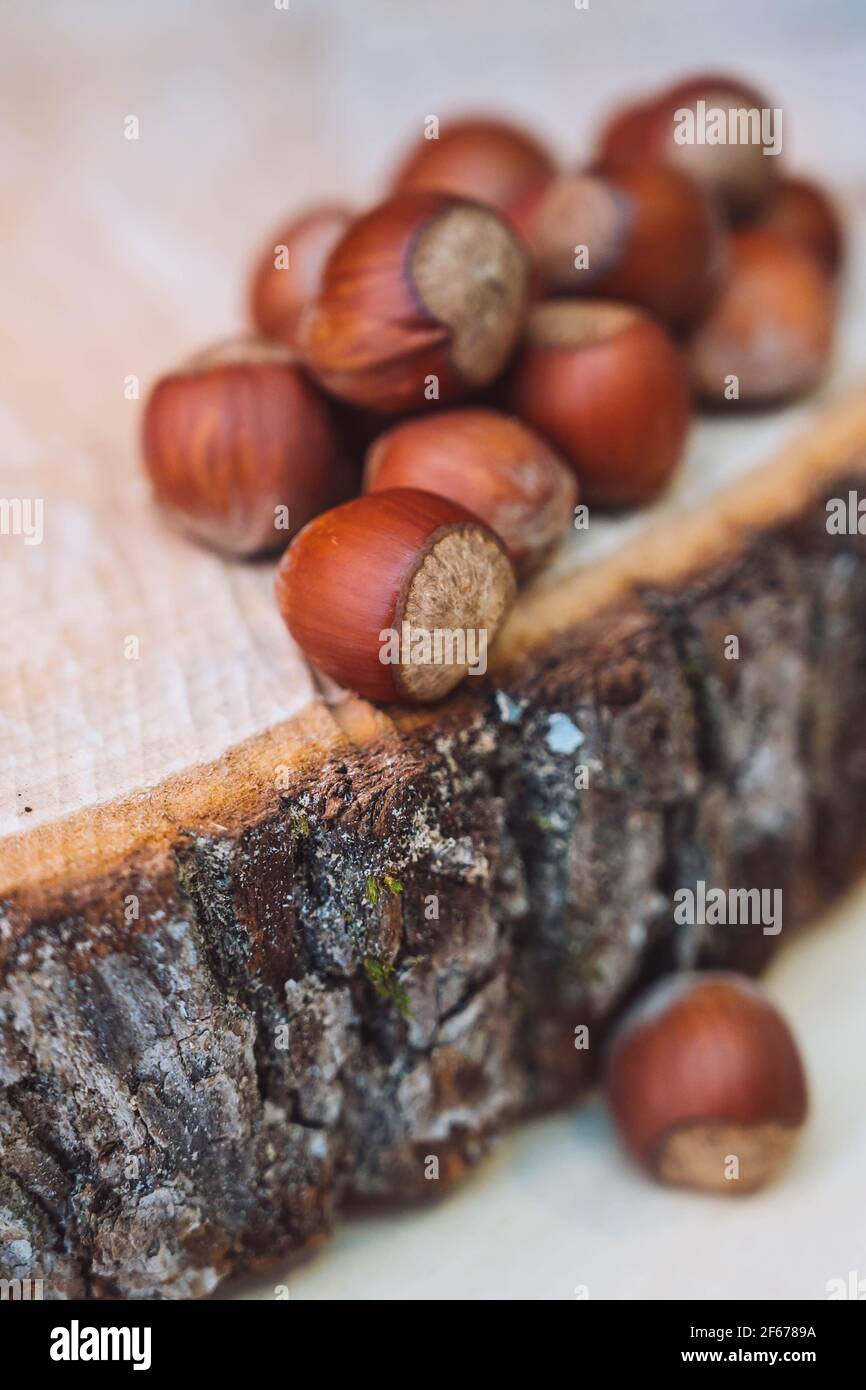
[
  {"left": 754, "top": 176, "right": 844, "bottom": 277},
  {"left": 507, "top": 300, "right": 691, "bottom": 507},
  {"left": 389, "top": 115, "right": 556, "bottom": 212},
  {"left": 509, "top": 162, "right": 723, "bottom": 327},
  {"left": 142, "top": 339, "right": 352, "bottom": 557},
  {"left": 275, "top": 488, "right": 516, "bottom": 704},
  {"left": 597, "top": 73, "right": 780, "bottom": 220},
  {"left": 299, "top": 192, "right": 530, "bottom": 414},
  {"left": 249, "top": 204, "right": 352, "bottom": 346},
  {"left": 605, "top": 972, "right": 808, "bottom": 1193},
  {"left": 687, "top": 228, "right": 835, "bottom": 405},
  {"left": 364, "top": 409, "right": 577, "bottom": 578}
]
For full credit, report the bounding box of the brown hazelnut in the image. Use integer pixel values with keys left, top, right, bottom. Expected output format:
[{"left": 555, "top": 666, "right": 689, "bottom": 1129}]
[
  {"left": 507, "top": 300, "right": 691, "bottom": 507},
  {"left": 249, "top": 204, "right": 352, "bottom": 347},
  {"left": 299, "top": 192, "right": 529, "bottom": 414},
  {"left": 275, "top": 488, "right": 516, "bottom": 704},
  {"left": 389, "top": 115, "right": 556, "bottom": 211},
  {"left": 754, "top": 176, "right": 844, "bottom": 277},
  {"left": 688, "top": 228, "right": 835, "bottom": 404},
  {"left": 142, "top": 338, "right": 351, "bottom": 557},
  {"left": 509, "top": 161, "right": 723, "bottom": 327},
  {"left": 364, "top": 408, "right": 577, "bottom": 578},
  {"left": 597, "top": 73, "right": 781, "bottom": 219},
  {"left": 605, "top": 972, "right": 808, "bottom": 1193}
]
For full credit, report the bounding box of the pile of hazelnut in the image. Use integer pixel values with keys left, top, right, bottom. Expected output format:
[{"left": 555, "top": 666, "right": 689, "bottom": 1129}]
[{"left": 143, "top": 72, "right": 843, "bottom": 707}]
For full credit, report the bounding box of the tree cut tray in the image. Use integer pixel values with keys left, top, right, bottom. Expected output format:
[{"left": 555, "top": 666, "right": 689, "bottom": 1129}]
[{"left": 2, "top": 11, "right": 866, "bottom": 1291}]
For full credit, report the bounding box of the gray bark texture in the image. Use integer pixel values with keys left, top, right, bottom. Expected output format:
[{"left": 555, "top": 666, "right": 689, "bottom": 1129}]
[{"left": 2, "top": 477, "right": 866, "bottom": 1299}]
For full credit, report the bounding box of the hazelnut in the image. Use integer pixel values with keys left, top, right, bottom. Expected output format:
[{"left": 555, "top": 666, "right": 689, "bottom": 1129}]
[
  {"left": 754, "top": 176, "right": 844, "bottom": 277},
  {"left": 389, "top": 115, "right": 556, "bottom": 211},
  {"left": 299, "top": 192, "right": 530, "bottom": 414},
  {"left": 507, "top": 300, "right": 691, "bottom": 507},
  {"left": 142, "top": 338, "right": 351, "bottom": 557},
  {"left": 688, "top": 228, "right": 835, "bottom": 404},
  {"left": 605, "top": 972, "right": 808, "bottom": 1193},
  {"left": 509, "top": 161, "right": 723, "bottom": 327},
  {"left": 597, "top": 98, "right": 658, "bottom": 164},
  {"left": 249, "top": 204, "right": 352, "bottom": 347},
  {"left": 275, "top": 488, "right": 516, "bottom": 703},
  {"left": 364, "top": 408, "right": 577, "bottom": 579},
  {"left": 597, "top": 73, "right": 780, "bottom": 219}
]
